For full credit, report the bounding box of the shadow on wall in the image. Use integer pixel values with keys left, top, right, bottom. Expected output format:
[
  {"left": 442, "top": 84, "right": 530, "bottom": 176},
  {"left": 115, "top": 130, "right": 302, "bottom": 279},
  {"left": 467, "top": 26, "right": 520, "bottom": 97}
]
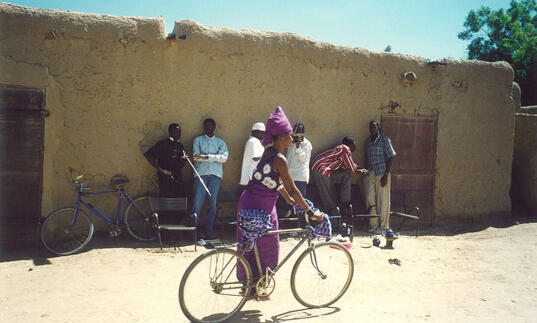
[{"left": 510, "top": 109, "right": 537, "bottom": 216}]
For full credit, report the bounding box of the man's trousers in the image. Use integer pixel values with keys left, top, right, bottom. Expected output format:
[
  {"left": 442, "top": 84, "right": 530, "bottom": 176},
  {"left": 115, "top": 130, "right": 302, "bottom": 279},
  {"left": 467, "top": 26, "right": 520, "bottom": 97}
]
[
  {"left": 311, "top": 169, "right": 351, "bottom": 216},
  {"left": 364, "top": 170, "right": 391, "bottom": 230}
]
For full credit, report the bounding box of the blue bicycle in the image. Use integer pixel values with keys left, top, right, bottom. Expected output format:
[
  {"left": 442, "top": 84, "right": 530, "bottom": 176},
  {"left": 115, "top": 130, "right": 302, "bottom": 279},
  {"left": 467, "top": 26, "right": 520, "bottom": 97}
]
[{"left": 40, "top": 175, "right": 157, "bottom": 256}]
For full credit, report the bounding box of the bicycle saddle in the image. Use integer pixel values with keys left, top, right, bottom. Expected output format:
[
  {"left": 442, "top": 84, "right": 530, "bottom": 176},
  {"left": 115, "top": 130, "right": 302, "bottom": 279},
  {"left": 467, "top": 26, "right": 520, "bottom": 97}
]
[{"left": 110, "top": 175, "right": 130, "bottom": 189}]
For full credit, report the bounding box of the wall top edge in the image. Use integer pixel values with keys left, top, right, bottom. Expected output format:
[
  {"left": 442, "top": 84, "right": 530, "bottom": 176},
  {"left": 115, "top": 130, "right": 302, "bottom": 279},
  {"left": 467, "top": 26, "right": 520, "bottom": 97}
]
[{"left": 0, "top": 2, "right": 166, "bottom": 40}]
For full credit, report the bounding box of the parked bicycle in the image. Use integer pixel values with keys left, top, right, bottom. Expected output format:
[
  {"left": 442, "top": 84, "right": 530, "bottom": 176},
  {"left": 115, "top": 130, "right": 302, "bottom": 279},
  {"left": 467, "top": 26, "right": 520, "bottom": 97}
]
[
  {"left": 40, "top": 175, "right": 156, "bottom": 256},
  {"left": 178, "top": 216, "right": 354, "bottom": 323}
]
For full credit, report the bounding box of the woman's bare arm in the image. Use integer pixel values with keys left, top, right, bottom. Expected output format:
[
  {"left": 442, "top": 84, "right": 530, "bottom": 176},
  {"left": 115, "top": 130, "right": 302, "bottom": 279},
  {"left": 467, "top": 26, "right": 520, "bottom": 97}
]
[
  {"left": 278, "top": 186, "right": 295, "bottom": 205},
  {"left": 273, "top": 155, "right": 310, "bottom": 212}
]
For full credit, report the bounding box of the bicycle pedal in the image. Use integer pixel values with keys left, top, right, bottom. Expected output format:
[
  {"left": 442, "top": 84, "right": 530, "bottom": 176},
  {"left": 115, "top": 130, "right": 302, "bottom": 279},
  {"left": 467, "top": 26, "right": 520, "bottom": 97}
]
[{"left": 109, "top": 230, "right": 121, "bottom": 237}]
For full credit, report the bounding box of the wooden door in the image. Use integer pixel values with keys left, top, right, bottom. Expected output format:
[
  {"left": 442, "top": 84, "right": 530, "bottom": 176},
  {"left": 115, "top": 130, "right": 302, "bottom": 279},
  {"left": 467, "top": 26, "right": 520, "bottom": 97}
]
[
  {"left": 0, "top": 84, "right": 46, "bottom": 249},
  {"left": 381, "top": 114, "right": 438, "bottom": 226}
]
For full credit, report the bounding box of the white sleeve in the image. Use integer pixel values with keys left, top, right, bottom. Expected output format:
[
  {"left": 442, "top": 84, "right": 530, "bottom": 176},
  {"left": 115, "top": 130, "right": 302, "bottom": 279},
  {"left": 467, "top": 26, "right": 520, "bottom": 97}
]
[
  {"left": 296, "top": 141, "right": 312, "bottom": 164},
  {"left": 251, "top": 140, "right": 264, "bottom": 160}
]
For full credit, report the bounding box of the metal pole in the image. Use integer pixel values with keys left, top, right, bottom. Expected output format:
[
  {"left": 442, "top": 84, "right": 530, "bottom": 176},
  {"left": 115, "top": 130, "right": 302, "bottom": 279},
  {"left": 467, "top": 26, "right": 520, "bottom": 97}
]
[{"left": 183, "top": 152, "right": 212, "bottom": 197}]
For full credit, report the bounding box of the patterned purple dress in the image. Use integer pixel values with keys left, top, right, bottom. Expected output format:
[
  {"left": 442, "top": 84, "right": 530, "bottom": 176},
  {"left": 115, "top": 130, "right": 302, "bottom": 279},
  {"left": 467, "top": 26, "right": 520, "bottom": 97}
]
[{"left": 236, "top": 152, "right": 284, "bottom": 281}]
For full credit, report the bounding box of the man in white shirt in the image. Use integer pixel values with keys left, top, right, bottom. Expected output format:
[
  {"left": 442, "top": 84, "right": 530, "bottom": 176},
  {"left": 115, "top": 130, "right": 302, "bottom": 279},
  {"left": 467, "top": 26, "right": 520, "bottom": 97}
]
[
  {"left": 239, "top": 122, "right": 265, "bottom": 186},
  {"left": 284, "top": 122, "right": 312, "bottom": 223}
]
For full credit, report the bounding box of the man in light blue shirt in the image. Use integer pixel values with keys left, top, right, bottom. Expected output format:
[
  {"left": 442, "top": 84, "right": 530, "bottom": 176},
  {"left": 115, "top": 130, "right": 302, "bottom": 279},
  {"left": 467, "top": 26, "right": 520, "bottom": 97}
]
[{"left": 192, "top": 118, "right": 229, "bottom": 240}]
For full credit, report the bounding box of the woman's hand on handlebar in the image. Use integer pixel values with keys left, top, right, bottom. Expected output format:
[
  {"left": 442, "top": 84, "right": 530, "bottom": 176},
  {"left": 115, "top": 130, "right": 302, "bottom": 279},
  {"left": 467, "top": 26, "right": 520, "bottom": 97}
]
[
  {"left": 306, "top": 209, "right": 324, "bottom": 222},
  {"left": 310, "top": 211, "right": 324, "bottom": 222}
]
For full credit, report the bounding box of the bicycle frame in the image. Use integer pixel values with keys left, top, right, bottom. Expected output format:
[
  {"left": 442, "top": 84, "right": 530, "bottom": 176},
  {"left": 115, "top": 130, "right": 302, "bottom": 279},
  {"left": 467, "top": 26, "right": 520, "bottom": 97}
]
[
  {"left": 240, "top": 227, "right": 320, "bottom": 291},
  {"left": 259, "top": 227, "right": 312, "bottom": 274},
  {"left": 71, "top": 182, "right": 138, "bottom": 229}
]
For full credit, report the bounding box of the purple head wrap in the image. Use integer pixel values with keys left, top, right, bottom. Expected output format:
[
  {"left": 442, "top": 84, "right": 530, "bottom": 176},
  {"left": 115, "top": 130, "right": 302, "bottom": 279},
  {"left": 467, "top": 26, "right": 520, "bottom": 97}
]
[{"left": 262, "top": 106, "right": 293, "bottom": 146}]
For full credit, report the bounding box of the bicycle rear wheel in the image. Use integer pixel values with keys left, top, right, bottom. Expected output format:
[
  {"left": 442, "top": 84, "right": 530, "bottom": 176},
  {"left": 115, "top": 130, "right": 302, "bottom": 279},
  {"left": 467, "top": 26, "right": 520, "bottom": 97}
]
[
  {"left": 40, "top": 207, "right": 94, "bottom": 256},
  {"left": 179, "top": 248, "right": 253, "bottom": 323},
  {"left": 124, "top": 195, "right": 157, "bottom": 241},
  {"left": 291, "top": 241, "right": 354, "bottom": 308}
]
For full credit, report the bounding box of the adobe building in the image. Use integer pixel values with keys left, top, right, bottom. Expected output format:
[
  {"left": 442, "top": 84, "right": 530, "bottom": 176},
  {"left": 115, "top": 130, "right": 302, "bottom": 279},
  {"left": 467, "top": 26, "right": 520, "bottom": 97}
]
[
  {"left": 0, "top": 3, "right": 517, "bottom": 244},
  {"left": 512, "top": 107, "right": 537, "bottom": 215}
]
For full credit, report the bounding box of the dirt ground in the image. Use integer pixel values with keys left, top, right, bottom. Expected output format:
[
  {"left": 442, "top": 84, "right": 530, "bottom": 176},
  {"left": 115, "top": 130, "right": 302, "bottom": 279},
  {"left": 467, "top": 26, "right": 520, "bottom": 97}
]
[{"left": 1, "top": 216, "right": 537, "bottom": 323}]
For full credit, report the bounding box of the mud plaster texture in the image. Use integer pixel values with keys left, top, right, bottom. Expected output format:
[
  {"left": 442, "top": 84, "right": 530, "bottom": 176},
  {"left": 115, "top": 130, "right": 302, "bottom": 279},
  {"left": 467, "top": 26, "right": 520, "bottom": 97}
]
[{"left": 0, "top": 3, "right": 516, "bottom": 228}]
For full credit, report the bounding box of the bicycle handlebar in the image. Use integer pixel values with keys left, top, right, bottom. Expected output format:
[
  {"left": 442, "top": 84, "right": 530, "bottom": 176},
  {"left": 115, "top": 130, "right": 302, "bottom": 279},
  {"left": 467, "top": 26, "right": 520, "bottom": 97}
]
[{"left": 72, "top": 176, "right": 91, "bottom": 192}]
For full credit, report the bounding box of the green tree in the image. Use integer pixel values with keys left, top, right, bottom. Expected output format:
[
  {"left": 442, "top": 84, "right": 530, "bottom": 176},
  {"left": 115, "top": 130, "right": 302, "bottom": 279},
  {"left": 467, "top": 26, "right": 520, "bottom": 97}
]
[
  {"left": 384, "top": 45, "right": 392, "bottom": 52},
  {"left": 458, "top": 0, "right": 537, "bottom": 105}
]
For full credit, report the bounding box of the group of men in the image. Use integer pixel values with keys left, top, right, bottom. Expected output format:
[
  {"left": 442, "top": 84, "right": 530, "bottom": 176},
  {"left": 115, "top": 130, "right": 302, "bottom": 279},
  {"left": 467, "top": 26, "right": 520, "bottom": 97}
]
[
  {"left": 144, "top": 118, "right": 396, "bottom": 240},
  {"left": 144, "top": 118, "right": 228, "bottom": 240}
]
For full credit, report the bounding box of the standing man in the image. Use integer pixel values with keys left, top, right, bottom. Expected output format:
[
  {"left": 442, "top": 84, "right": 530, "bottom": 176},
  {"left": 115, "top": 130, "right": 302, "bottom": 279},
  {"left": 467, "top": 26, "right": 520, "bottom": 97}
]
[
  {"left": 239, "top": 122, "right": 265, "bottom": 186},
  {"left": 311, "top": 136, "right": 367, "bottom": 218},
  {"left": 364, "top": 120, "right": 396, "bottom": 235},
  {"left": 192, "top": 118, "right": 229, "bottom": 240},
  {"left": 284, "top": 122, "right": 312, "bottom": 223},
  {"left": 144, "top": 123, "right": 186, "bottom": 198}
]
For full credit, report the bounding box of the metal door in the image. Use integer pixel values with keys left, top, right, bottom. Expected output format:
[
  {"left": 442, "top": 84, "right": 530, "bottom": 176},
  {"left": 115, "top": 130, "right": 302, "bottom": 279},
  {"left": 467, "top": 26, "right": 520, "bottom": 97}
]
[
  {"left": 0, "top": 84, "right": 46, "bottom": 248},
  {"left": 381, "top": 114, "right": 438, "bottom": 226}
]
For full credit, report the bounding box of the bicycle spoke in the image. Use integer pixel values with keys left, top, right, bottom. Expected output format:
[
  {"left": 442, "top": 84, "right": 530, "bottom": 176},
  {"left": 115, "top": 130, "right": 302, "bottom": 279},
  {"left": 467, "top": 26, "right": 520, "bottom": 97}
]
[
  {"left": 124, "top": 196, "right": 157, "bottom": 241},
  {"left": 41, "top": 208, "right": 93, "bottom": 256},
  {"left": 180, "top": 249, "right": 252, "bottom": 322},
  {"left": 291, "top": 242, "right": 353, "bottom": 308},
  {"left": 67, "top": 232, "right": 87, "bottom": 247}
]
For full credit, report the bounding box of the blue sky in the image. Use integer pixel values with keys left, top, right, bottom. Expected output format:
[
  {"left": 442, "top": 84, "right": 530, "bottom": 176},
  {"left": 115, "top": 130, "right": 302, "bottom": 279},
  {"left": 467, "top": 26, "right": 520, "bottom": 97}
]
[{"left": 6, "top": 0, "right": 511, "bottom": 60}]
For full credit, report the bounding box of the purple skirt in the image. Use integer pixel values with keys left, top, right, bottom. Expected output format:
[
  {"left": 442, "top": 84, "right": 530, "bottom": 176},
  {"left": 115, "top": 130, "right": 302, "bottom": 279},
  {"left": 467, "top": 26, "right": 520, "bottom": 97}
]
[{"left": 236, "top": 182, "right": 279, "bottom": 281}]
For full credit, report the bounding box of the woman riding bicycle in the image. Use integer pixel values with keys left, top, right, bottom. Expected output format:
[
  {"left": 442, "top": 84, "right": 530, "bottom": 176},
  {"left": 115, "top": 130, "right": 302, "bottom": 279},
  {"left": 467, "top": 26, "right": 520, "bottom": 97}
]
[{"left": 236, "top": 106, "right": 320, "bottom": 284}]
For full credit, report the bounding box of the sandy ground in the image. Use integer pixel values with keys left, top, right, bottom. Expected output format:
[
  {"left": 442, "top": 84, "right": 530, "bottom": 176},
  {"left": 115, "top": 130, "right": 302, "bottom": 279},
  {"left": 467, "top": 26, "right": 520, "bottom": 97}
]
[{"left": 1, "top": 218, "right": 537, "bottom": 323}]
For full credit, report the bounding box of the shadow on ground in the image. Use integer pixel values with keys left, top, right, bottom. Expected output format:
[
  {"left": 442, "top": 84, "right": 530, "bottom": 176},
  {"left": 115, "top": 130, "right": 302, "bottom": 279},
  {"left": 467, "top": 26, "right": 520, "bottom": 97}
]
[
  {"left": 1, "top": 212, "right": 535, "bottom": 263},
  {"left": 228, "top": 306, "right": 340, "bottom": 322},
  {"left": 0, "top": 229, "right": 237, "bottom": 264},
  {"left": 412, "top": 212, "right": 536, "bottom": 237}
]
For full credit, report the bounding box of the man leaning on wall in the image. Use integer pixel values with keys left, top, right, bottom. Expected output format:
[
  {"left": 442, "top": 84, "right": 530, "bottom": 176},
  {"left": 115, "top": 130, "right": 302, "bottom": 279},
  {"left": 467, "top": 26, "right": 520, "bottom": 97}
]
[
  {"left": 239, "top": 122, "right": 265, "bottom": 186},
  {"left": 143, "top": 123, "right": 187, "bottom": 235},
  {"left": 364, "top": 120, "right": 396, "bottom": 235},
  {"left": 144, "top": 123, "right": 187, "bottom": 198},
  {"left": 191, "top": 118, "right": 229, "bottom": 240},
  {"left": 283, "top": 122, "right": 312, "bottom": 226}
]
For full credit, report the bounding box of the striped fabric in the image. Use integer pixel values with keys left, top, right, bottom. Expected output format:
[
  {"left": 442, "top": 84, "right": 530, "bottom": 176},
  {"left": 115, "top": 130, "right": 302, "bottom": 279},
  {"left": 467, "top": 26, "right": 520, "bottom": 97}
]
[
  {"left": 311, "top": 144, "right": 359, "bottom": 176},
  {"left": 293, "top": 199, "right": 332, "bottom": 239},
  {"left": 237, "top": 208, "right": 274, "bottom": 250},
  {"left": 312, "top": 214, "right": 332, "bottom": 239}
]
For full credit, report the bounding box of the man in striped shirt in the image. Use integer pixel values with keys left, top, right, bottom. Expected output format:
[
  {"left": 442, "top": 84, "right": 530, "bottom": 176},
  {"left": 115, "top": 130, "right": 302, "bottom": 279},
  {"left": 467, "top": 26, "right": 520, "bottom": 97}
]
[{"left": 311, "top": 136, "right": 368, "bottom": 217}]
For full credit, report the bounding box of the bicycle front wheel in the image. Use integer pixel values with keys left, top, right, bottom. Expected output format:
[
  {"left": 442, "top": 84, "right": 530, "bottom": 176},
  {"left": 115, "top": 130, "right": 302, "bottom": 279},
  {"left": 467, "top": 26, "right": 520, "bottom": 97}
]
[
  {"left": 40, "top": 207, "right": 94, "bottom": 256},
  {"left": 291, "top": 241, "right": 354, "bottom": 308},
  {"left": 124, "top": 195, "right": 157, "bottom": 241},
  {"left": 179, "top": 248, "right": 253, "bottom": 323}
]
